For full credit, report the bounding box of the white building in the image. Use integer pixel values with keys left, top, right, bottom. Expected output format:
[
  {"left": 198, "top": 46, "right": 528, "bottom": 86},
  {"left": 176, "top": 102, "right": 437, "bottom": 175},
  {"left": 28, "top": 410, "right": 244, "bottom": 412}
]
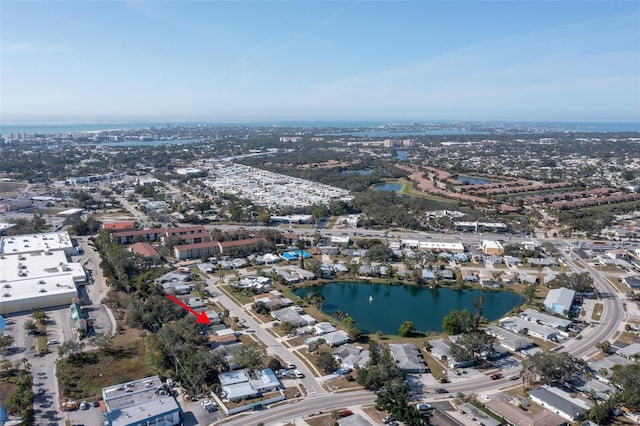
[
  {"left": 102, "top": 376, "right": 180, "bottom": 426},
  {"left": 529, "top": 385, "right": 590, "bottom": 422},
  {"left": 0, "top": 232, "right": 84, "bottom": 314},
  {"left": 543, "top": 287, "right": 576, "bottom": 316}
]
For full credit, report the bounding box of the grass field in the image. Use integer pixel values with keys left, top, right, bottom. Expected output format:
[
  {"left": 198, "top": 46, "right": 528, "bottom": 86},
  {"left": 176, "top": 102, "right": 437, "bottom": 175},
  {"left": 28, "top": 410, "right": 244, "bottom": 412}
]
[
  {"left": 57, "top": 330, "right": 152, "bottom": 401},
  {"left": 592, "top": 303, "right": 604, "bottom": 321},
  {"left": 396, "top": 178, "right": 460, "bottom": 204}
]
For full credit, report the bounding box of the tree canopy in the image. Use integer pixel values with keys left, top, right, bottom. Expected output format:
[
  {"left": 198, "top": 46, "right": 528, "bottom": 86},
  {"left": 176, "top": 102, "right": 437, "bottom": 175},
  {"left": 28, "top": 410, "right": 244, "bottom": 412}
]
[
  {"left": 521, "top": 351, "right": 585, "bottom": 387},
  {"left": 442, "top": 309, "right": 474, "bottom": 335}
]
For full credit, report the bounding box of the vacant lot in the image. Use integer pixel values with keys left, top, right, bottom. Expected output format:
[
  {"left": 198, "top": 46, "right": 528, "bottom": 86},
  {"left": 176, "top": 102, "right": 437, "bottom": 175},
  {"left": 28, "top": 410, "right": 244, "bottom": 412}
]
[
  {"left": 57, "top": 330, "right": 152, "bottom": 400},
  {"left": 0, "top": 181, "right": 27, "bottom": 193}
]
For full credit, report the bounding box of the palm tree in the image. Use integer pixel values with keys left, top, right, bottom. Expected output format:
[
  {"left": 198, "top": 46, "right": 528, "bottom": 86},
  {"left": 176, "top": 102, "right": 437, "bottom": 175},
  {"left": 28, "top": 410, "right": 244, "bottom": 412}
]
[
  {"left": 596, "top": 341, "right": 611, "bottom": 355},
  {"left": 296, "top": 239, "right": 306, "bottom": 269}
]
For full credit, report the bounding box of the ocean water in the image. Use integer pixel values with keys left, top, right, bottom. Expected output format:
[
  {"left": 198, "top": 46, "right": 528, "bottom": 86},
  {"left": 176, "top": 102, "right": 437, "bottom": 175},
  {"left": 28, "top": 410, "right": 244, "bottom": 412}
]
[{"left": 1, "top": 120, "right": 638, "bottom": 136}]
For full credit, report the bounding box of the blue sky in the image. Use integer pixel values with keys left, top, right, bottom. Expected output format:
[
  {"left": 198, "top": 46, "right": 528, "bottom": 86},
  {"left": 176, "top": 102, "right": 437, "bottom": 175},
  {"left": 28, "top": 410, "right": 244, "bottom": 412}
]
[{"left": 1, "top": 0, "right": 639, "bottom": 123}]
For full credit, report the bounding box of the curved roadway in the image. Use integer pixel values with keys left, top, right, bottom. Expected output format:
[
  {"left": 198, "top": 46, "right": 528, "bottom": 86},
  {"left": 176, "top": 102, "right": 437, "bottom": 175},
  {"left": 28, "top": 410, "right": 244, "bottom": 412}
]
[{"left": 213, "top": 238, "right": 626, "bottom": 425}]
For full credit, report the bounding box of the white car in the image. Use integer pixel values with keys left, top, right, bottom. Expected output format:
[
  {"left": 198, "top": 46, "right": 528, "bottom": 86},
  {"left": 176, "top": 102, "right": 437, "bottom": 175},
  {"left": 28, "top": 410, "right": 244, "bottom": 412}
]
[
  {"left": 286, "top": 362, "right": 295, "bottom": 369},
  {"left": 47, "top": 339, "right": 59, "bottom": 345},
  {"left": 294, "top": 370, "right": 304, "bottom": 378}
]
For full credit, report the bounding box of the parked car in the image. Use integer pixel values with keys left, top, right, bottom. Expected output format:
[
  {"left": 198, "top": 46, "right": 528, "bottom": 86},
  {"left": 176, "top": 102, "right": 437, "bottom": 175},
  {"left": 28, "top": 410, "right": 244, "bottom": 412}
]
[
  {"left": 490, "top": 373, "right": 503, "bottom": 380},
  {"left": 79, "top": 401, "right": 89, "bottom": 410},
  {"left": 508, "top": 375, "right": 519, "bottom": 381},
  {"left": 434, "top": 388, "right": 449, "bottom": 394},
  {"left": 416, "top": 403, "right": 433, "bottom": 411},
  {"left": 339, "top": 409, "right": 353, "bottom": 417},
  {"left": 47, "top": 339, "right": 60, "bottom": 345},
  {"left": 287, "top": 361, "right": 295, "bottom": 369},
  {"left": 294, "top": 370, "right": 304, "bottom": 378}
]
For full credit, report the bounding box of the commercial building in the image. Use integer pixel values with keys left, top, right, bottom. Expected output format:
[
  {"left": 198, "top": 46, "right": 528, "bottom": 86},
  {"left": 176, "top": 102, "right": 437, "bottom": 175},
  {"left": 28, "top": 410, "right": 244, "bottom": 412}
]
[
  {"left": 481, "top": 240, "right": 504, "bottom": 255},
  {"left": 102, "top": 376, "right": 180, "bottom": 426},
  {"left": 543, "top": 287, "right": 576, "bottom": 317},
  {"left": 218, "top": 369, "right": 282, "bottom": 402},
  {"left": 0, "top": 232, "right": 85, "bottom": 314}
]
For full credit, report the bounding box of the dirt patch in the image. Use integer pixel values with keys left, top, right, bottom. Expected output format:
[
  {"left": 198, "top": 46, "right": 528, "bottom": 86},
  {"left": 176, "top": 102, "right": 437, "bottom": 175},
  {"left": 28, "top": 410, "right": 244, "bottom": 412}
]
[
  {"left": 364, "top": 405, "right": 389, "bottom": 423},
  {"left": 324, "top": 375, "right": 363, "bottom": 391},
  {"left": 0, "top": 382, "right": 17, "bottom": 408},
  {"left": 0, "top": 181, "right": 27, "bottom": 193}
]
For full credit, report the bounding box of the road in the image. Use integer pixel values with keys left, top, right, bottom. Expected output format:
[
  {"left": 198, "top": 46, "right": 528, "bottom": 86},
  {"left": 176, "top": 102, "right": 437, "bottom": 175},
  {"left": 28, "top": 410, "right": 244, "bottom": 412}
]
[
  {"left": 222, "top": 391, "right": 375, "bottom": 426},
  {"left": 113, "top": 194, "right": 151, "bottom": 227},
  {"left": 209, "top": 236, "right": 628, "bottom": 425},
  {"left": 207, "top": 277, "right": 326, "bottom": 397}
]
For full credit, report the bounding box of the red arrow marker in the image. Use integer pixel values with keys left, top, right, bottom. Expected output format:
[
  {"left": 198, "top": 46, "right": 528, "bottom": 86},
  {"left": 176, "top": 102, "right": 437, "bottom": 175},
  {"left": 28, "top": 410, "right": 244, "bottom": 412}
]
[{"left": 167, "top": 294, "right": 211, "bottom": 325}]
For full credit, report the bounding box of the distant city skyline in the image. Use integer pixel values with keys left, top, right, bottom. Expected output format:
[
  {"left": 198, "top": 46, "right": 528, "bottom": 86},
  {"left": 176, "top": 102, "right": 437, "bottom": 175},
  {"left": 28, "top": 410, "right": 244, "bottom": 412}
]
[{"left": 1, "top": 1, "right": 639, "bottom": 123}]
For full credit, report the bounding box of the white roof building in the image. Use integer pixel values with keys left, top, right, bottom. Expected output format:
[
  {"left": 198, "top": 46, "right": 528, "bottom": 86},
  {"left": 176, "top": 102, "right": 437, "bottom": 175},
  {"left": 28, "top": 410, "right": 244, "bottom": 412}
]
[
  {"left": 543, "top": 287, "right": 576, "bottom": 316},
  {"left": 0, "top": 232, "right": 85, "bottom": 314},
  {"left": 520, "top": 308, "right": 572, "bottom": 330},
  {"left": 499, "top": 317, "right": 558, "bottom": 341},
  {"left": 102, "top": 376, "right": 180, "bottom": 426},
  {"left": 0, "top": 232, "right": 75, "bottom": 255},
  {"left": 529, "top": 385, "right": 590, "bottom": 422}
]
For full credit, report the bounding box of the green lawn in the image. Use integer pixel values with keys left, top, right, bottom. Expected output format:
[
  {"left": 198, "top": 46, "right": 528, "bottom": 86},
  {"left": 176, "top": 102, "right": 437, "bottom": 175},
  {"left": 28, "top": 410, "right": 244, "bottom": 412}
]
[
  {"left": 592, "top": 303, "right": 604, "bottom": 321},
  {"left": 221, "top": 284, "right": 255, "bottom": 305}
]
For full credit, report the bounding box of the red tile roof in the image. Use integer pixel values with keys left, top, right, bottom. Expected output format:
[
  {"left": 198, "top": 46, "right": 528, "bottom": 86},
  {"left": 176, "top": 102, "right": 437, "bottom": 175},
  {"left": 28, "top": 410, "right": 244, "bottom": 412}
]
[
  {"left": 103, "top": 221, "right": 136, "bottom": 231},
  {"left": 174, "top": 237, "right": 268, "bottom": 253},
  {"left": 130, "top": 242, "right": 161, "bottom": 258}
]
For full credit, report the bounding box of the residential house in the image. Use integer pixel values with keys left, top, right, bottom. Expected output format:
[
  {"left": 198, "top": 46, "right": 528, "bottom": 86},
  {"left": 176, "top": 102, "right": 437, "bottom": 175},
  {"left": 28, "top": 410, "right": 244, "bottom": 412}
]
[
  {"left": 616, "top": 342, "right": 640, "bottom": 360},
  {"left": 389, "top": 343, "right": 428, "bottom": 373},
  {"left": 271, "top": 307, "right": 306, "bottom": 326},
  {"left": 332, "top": 344, "right": 371, "bottom": 369},
  {"left": 484, "top": 325, "right": 534, "bottom": 352},
  {"left": 529, "top": 385, "right": 590, "bottom": 422},
  {"left": 499, "top": 317, "right": 558, "bottom": 341},
  {"left": 314, "top": 322, "right": 338, "bottom": 335},
  {"left": 520, "top": 309, "right": 572, "bottom": 331},
  {"left": 306, "top": 330, "right": 350, "bottom": 348}
]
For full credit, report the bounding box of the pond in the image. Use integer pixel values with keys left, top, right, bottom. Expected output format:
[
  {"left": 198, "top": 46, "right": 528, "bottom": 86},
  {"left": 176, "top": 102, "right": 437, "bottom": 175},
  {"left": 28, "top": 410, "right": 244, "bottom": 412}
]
[
  {"left": 294, "top": 282, "right": 523, "bottom": 335},
  {"left": 374, "top": 183, "right": 403, "bottom": 192},
  {"left": 396, "top": 150, "right": 409, "bottom": 160},
  {"left": 457, "top": 176, "right": 493, "bottom": 185}
]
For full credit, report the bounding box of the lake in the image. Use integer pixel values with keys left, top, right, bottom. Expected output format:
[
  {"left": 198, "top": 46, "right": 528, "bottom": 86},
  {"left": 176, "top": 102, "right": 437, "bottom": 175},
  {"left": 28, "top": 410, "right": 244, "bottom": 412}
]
[
  {"left": 374, "top": 183, "right": 403, "bottom": 192},
  {"left": 294, "top": 282, "right": 523, "bottom": 334},
  {"left": 457, "top": 176, "right": 493, "bottom": 185}
]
